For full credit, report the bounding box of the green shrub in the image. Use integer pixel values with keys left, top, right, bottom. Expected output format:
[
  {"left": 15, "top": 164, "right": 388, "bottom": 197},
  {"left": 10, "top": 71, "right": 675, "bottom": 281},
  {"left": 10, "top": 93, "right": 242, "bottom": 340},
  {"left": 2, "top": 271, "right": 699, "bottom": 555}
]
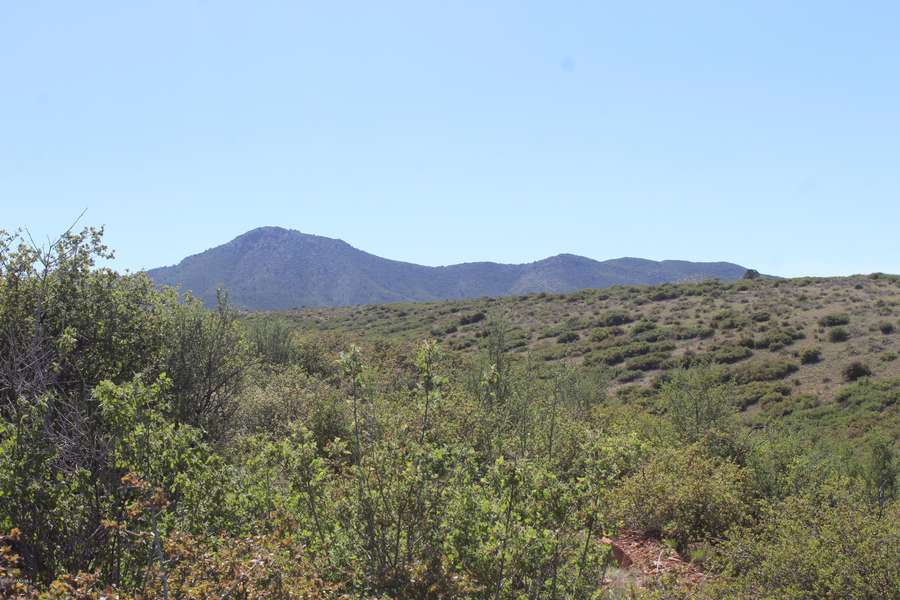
[
  {"left": 585, "top": 341, "right": 676, "bottom": 366},
  {"left": 754, "top": 329, "right": 801, "bottom": 350},
  {"left": 672, "top": 325, "right": 714, "bottom": 340},
  {"left": 835, "top": 378, "right": 900, "bottom": 412},
  {"left": 657, "top": 366, "right": 736, "bottom": 443},
  {"left": 880, "top": 321, "right": 895, "bottom": 334},
  {"left": 711, "top": 345, "right": 753, "bottom": 364},
  {"left": 556, "top": 331, "right": 579, "bottom": 344},
  {"left": 733, "top": 359, "right": 799, "bottom": 383},
  {"left": 458, "top": 311, "right": 486, "bottom": 326},
  {"left": 631, "top": 319, "right": 657, "bottom": 335},
  {"left": 617, "top": 369, "right": 644, "bottom": 383},
  {"left": 625, "top": 352, "right": 670, "bottom": 371},
  {"left": 711, "top": 487, "right": 900, "bottom": 599},
  {"left": 734, "top": 381, "right": 791, "bottom": 411},
  {"left": 589, "top": 328, "right": 610, "bottom": 342},
  {"left": 819, "top": 313, "right": 850, "bottom": 327},
  {"left": 842, "top": 361, "right": 872, "bottom": 382},
  {"left": 829, "top": 327, "right": 850, "bottom": 342},
  {"left": 597, "top": 310, "right": 633, "bottom": 326},
  {"left": 800, "top": 347, "right": 822, "bottom": 364},
  {"left": 613, "top": 445, "right": 752, "bottom": 552}
]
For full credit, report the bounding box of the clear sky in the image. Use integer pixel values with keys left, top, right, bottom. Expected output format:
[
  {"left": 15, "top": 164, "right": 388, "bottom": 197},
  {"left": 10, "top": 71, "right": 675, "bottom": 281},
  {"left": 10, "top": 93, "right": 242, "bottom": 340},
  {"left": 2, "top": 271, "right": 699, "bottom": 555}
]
[{"left": 2, "top": 1, "right": 898, "bottom": 277}]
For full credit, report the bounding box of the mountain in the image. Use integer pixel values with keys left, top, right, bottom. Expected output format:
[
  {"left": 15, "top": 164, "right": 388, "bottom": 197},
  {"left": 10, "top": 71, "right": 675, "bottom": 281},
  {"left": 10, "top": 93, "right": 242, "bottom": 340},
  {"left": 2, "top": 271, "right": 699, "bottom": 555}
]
[{"left": 146, "top": 227, "right": 752, "bottom": 310}]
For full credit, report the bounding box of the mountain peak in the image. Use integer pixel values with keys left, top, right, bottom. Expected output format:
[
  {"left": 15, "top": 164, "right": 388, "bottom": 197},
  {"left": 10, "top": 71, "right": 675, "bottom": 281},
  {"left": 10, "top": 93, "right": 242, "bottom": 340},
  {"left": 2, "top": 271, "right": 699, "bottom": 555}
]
[{"left": 147, "top": 229, "right": 750, "bottom": 309}]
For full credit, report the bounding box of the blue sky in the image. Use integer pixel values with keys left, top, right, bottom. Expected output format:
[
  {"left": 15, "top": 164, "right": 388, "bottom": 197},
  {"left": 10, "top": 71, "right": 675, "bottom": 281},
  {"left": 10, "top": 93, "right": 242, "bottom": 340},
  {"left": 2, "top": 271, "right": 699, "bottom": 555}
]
[{"left": 2, "top": 1, "right": 898, "bottom": 276}]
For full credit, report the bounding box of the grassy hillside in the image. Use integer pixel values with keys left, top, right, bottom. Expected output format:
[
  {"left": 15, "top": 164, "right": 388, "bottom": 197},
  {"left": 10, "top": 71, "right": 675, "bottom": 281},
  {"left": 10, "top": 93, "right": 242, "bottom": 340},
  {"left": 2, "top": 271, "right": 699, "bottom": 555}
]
[
  {"left": 273, "top": 274, "right": 900, "bottom": 439},
  {"left": 4, "top": 228, "right": 899, "bottom": 598}
]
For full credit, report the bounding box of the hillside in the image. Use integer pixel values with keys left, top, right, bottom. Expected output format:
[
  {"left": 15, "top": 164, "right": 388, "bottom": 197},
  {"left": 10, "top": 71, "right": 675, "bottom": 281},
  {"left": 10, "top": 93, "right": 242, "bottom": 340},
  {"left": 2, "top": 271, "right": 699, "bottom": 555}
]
[
  {"left": 4, "top": 227, "right": 899, "bottom": 599},
  {"left": 274, "top": 274, "right": 900, "bottom": 437},
  {"left": 146, "top": 226, "right": 751, "bottom": 309}
]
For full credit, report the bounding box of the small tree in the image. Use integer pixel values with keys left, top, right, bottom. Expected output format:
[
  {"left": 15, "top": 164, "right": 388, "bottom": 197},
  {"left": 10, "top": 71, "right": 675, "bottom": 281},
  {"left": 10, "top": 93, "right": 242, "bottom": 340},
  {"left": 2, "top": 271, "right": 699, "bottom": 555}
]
[
  {"left": 162, "top": 290, "right": 252, "bottom": 441},
  {"left": 864, "top": 435, "right": 898, "bottom": 515},
  {"left": 658, "top": 366, "right": 736, "bottom": 446}
]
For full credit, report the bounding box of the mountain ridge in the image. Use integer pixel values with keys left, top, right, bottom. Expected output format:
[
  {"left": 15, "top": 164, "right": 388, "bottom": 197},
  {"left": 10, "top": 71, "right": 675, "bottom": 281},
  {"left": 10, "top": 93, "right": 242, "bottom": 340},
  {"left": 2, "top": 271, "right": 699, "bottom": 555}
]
[{"left": 146, "top": 227, "right": 752, "bottom": 309}]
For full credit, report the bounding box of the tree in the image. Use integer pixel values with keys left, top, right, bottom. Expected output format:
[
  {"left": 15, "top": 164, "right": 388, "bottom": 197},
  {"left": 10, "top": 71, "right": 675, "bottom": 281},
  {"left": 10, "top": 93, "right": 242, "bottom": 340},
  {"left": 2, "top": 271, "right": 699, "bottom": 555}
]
[
  {"left": 658, "top": 366, "right": 736, "bottom": 446},
  {"left": 864, "top": 435, "right": 898, "bottom": 515},
  {"left": 162, "top": 290, "right": 252, "bottom": 441}
]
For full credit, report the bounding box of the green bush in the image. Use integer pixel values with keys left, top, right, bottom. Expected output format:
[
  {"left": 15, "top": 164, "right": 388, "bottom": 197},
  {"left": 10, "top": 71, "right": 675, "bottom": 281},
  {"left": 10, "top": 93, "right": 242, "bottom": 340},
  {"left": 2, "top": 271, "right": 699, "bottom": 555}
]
[
  {"left": 597, "top": 310, "right": 633, "bottom": 326},
  {"left": 732, "top": 359, "right": 799, "bottom": 383},
  {"left": 711, "top": 345, "right": 753, "bottom": 364},
  {"left": 754, "top": 329, "right": 801, "bottom": 350},
  {"left": 585, "top": 341, "right": 675, "bottom": 366},
  {"left": 829, "top": 327, "right": 850, "bottom": 342},
  {"left": 843, "top": 361, "right": 872, "bottom": 382},
  {"left": 657, "top": 366, "right": 736, "bottom": 443},
  {"left": 835, "top": 378, "right": 900, "bottom": 412},
  {"left": 631, "top": 319, "right": 657, "bottom": 335},
  {"left": 625, "top": 351, "right": 670, "bottom": 371},
  {"left": 800, "top": 347, "right": 822, "bottom": 364},
  {"left": 613, "top": 445, "right": 752, "bottom": 552},
  {"left": 710, "top": 486, "right": 900, "bottom": 599},
  {"left": 556, "top": 331, "right": 579, "bottom": 344},
  {"left": 589, "top": 328, "right": 610, "bottom": 342},
  {"left": 734, "top": 381, "right": 791, "bottom": 411},
  {"left": 617, "top": 369, "right": 644, "bottom": 383},
  {"left": 880, "top": 321, "right": 895, "bottom": 334},
  {"left": 819, "top": 313, "right": 850, "bottom": 327},
  {"left": 458, "top": 311, "right": 486, "bottom": 325}
]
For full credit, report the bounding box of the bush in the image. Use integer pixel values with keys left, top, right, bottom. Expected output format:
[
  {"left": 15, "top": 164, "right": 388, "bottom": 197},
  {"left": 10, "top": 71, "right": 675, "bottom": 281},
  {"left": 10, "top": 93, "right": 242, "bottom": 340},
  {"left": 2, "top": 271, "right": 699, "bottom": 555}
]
[
  {"left": 734, "top": 381, "right": 791, "bottom": 411},
  {"left": 711, "top": 487, "right": 900, "bottom": 599},
  {"left": 800, "top": 347, "right": 822, "bottom": 364},
  {"left": 843, "top": 361, "right": 872, "bottom": 382},
  {"left": 880, "top": 321, "right": 895, "bottom": 335},
  {"left": 732, "top": 359, "right": 799, "bottom": 383},
  {"left": 835, "top": 378, "right": 900, "bottom": 412},
  {"left": 556, "top": 331, "right": 579, "bottom": 344},
  {"left": 819, "top": 313, "right": 850, "bottom": 327},
  {"left": 754, "top": 329, "right": 800, "bottom": 350},
  {"left": 617, "top": 369, "right": 644, "bottom": 383},
  {"left": 458, "top": 311, "right": 486, "bottom": 326},
  {"left": 613, "top": 445, "right": 752, "bottom": 552},
  {"left": 247, "top": 316, "right": 297, "bottom": 365},
  {"left": 598, "top": 310, "right": 633, "bottom": 326},
  {"left": 631, "top": 319, "right": 657, "bottom": 335},
  {"left": 585, "top": 341, "right": 675, "bottom": 366},
  {"left": 589, "top": 328, "right": 610, "bottom": 342},
  {"left": 829, "top": 327, "right": 850, "bottom": 342},
  {"left": 658, "top": 366, "right": 736, "bottom": 443},
  {"left": 711, "top": 345, "right": 753, "bottom": 364},
  {"left": 625, "top": 352, "right": 670, "bottom": 371}
]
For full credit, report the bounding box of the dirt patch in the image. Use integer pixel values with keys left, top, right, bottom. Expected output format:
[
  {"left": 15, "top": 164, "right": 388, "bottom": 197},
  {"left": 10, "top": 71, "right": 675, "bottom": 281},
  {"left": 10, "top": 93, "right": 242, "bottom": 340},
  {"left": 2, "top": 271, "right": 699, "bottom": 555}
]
[{"left": 602, "top": 530, "right": 707, "bottom": 589}]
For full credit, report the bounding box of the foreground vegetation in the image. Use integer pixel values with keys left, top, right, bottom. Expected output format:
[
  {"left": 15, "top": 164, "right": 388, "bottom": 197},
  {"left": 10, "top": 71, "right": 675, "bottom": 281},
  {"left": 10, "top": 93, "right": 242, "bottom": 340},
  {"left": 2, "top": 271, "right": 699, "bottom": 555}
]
[{"left": 1, "top": 227, "right": 898, "bottom": 598}]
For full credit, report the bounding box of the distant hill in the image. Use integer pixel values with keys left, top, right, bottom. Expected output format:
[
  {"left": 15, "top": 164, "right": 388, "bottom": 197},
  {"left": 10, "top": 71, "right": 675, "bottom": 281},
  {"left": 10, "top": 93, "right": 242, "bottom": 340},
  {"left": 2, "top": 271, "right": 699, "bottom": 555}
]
[{"left": 146, "top": 227, "right": 752, "bottom": 309}]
